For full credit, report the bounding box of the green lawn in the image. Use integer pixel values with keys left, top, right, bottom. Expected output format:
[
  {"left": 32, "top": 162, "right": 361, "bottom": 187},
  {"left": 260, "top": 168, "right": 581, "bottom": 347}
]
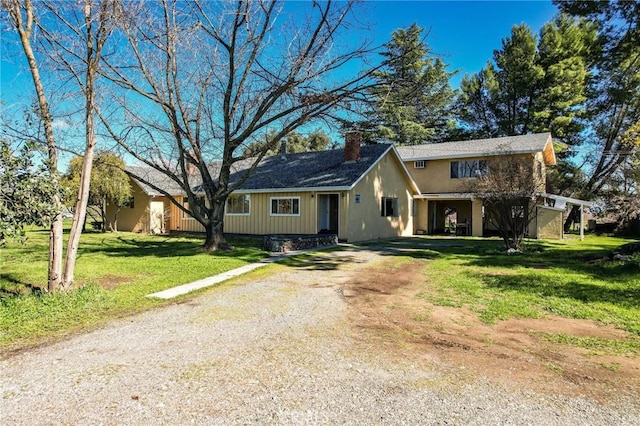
[
  {"left": 2, "top": 229, "right": 639, "bottom": 355},
  {"left": 374, "top": 235, "right": 640, "bottom": 347},
  {"left": 0, "top": 227, "right": 268, "bottom": 351}
]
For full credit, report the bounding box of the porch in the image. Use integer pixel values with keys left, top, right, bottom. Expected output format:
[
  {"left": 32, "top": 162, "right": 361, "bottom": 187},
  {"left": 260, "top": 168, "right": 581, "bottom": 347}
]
[{"left": 413, "top": 194, "right": 483, "bottom": 237}]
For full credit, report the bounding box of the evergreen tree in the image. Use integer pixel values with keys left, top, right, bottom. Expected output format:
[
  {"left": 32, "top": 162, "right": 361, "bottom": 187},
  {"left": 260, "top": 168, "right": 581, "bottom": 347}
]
[
  {"left": 242, "top": 129, "right": 335, "bottom": 157},
  {"left": 555, "top": 0, "right": 640, "bottom": 231},
  {"left": 363, "top": 23, "right": 457, "bottom": 145},
  {"left": 0, "top": 140, "right": 58, "bottom": 245},
  {"left": 554, "top": 0, "right": 640, "bottom": 194},
  {"left": 457, "top": 17, "right": 596, "bottom": 143}
]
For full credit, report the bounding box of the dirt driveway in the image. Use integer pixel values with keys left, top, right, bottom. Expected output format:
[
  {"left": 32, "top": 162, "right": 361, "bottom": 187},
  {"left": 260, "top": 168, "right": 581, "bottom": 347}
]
[{"left": 2, "top": 246, "right": 639, "bottom": 424}]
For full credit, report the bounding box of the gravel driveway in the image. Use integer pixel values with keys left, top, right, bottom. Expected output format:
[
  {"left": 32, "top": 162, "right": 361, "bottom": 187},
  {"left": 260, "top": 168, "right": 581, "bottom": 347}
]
[{"left": 2, "top": 248, "right": 638, "bottom": 425}]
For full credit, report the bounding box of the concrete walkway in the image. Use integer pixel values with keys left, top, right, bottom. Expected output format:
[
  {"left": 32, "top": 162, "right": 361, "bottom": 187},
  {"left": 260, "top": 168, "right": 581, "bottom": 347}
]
[{"left": 146, "top": 245, "right": 338, "bottom": 299}]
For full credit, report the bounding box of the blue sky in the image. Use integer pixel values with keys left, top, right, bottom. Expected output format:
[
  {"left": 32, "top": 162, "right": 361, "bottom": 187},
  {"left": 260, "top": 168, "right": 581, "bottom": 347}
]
[
  {"left": 2, "top": 1, "right": 558, "bottom": 98},
  {"left": 365, "top": 0, "right": 559, "bottom": 87},
  {"left": 1, "top": 0, "right": 560, "bottom": 148}
]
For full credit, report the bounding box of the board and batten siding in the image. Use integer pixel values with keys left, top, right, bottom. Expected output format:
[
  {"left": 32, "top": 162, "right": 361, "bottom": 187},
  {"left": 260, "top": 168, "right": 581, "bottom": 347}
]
[
  {"left": 346, "top": 152, "right": 414, "bottom": 242},
  {"left": 224, "top": 192, "right": 317, "bottom": 236},
  {"left": 170, "top": 198, "right": 205, "bottom": 232}
]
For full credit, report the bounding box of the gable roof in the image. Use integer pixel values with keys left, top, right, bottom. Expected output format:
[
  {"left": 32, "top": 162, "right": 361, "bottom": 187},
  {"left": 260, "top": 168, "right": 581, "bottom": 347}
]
[
  {"left": 231, "top": 144, "right": 419, "bottom": 193},
  {"left": 396, "top": 133, "right": 556, "bottom": 165},
  {"left": 127, "top": 165, "right": 187, "bottom": 196},
  {"left": 126, "top": 143, "right": 420, "bottom": 196}
]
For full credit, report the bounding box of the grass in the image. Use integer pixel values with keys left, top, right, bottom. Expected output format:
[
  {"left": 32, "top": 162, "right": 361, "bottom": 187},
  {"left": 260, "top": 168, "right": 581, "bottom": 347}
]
[
  {"left": 0, "top": 227, "right": 267, "bottom": 351},
  {"left": 377, "top": 235, "right": 640, "bottom": 342},
  {"left": 537, "top": 332, "right": 640, "bottom": 355},
  {"left": 3, "top": 229, "right": 639, "bottom": 357}
]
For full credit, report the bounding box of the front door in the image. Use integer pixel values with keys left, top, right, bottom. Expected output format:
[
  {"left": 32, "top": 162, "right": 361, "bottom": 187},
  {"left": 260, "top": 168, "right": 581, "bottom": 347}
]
[{"left": 317, "top": 194, "right": 339, "bottom": 235}]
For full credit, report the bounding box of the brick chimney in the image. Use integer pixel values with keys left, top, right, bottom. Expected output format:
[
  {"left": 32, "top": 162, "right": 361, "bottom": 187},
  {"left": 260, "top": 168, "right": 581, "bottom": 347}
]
[
  {"left": 344, "top": 131, "right": 361, "bottom": 162},
  {"left": 280, "top": 139, "right": 287, "bottom": 159}
]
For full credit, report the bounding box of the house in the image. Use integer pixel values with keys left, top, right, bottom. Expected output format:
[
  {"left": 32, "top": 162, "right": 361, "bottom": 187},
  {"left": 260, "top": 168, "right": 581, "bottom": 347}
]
[
  {"left": 396, "top": 133, "right": 593, "bottom": 239},
  {"left": 108, "top": 132, "right": 592, "bottom": 242},
  {"left": 106, "top": 133, "right": 421, "bottom": 242}
]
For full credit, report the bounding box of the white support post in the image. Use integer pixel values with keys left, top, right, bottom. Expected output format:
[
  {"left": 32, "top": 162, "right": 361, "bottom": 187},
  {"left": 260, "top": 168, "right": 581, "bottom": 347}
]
[{"left": 579, "top": 204, "right": 584, "bottom": 241}]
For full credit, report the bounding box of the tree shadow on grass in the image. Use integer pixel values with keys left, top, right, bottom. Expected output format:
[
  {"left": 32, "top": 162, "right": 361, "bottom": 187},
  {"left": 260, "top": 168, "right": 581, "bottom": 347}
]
[
  {"left": 479, "top": 272, "right": 640, "bottom": 309},
  {"left": 74, "top": 234, "right": 266, "bottom": 261},
  {"left": 357, "top": 237, "right": 499, "bottom": 261},
  {"left": 0, "top": 274, "right": 44, "bottom": 297},
  {"left": 467, "top": 246, "right": 640, "bottom": 283}
]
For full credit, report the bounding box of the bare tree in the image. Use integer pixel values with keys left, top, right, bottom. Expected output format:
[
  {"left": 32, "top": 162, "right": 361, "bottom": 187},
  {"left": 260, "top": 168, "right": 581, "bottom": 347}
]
[
  {"left": 98, "top": 0, "right": 377, "bottom": 251},
  {"left": 3, "top": 0, "right": 64, "bottom": 291},
  {"left": 469, "top": 153, "right": 542, "bottom": 251},
  {"left": 41, "top": 0, "right": 119, "bottom": 286},
  {"left": 3, "top": 0, "right": 119, "bottom": 290}
]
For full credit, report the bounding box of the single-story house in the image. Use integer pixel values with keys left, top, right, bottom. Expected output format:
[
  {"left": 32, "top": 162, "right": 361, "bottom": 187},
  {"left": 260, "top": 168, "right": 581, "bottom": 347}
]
[{"left": 106, "top": 133, "right": 421, "bottom": 242}]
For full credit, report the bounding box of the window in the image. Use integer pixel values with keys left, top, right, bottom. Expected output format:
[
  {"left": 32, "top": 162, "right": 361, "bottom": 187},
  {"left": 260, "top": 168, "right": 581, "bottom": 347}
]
[
  {"left": 450, "top": 160, "right": 487, "bottom": 178},
  {"left": 181, "top": 195, "right": 206, "bottom": 218},
  {"left": 414, "top": 160, "right": 425, "bottom": 169},
  {"left": 381, "top": 197, "right": 398, "bottom": 217},
  {"left": 181, "top": 196, "right": 190, "bottom": 219},
  {"left": 123, "top": 196, "right": 134, "bottom": 209},
  {"left": 270, "top": 197, "right": 300, "bottom": 216},
  {"left": 226, "top": 194, "right": 250, "bottom": 215},
  {"left": 537, "top": 161, "right": 543, "bottom": 179}
]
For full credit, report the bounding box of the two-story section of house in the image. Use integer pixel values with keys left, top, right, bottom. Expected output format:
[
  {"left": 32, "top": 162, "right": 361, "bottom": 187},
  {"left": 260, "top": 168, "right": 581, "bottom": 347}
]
[{"left": 397, "top": 133, "right": 562, "bottom": 238}]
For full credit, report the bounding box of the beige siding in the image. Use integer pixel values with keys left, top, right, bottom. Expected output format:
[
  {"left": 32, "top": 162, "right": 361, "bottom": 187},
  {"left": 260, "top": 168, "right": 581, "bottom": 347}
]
[
  {"left": 405, "top": 154, "right": 537, "bottom": 194},
  {"left": 536, "top": 206, "right": 564, "bottom": 240},
  {"left": 347, "top": 153, "right": 414, "bottom": 242},
  {"left": 414, "top": 199, "right": 428, "bottom": 234},
  {"left": 105, "top": 179, "right": 150, "bottom": 232},
  {"left": 533, "top": 152, "right": 547, "bottom": 192},
  {"left": 224, "top": 192, "right": 317, "bottom": 235},
  {"left": 170, "top": 197, "right": 205, "bottom": 232},
  {"left": 471, "top": 199, "right": 483, "bottom": 236}
]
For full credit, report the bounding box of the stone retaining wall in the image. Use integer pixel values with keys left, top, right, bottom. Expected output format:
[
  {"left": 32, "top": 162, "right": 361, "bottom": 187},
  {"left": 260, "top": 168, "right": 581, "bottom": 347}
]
[{"left": 263, "top": 234, "right": 338, "bottom": 253}]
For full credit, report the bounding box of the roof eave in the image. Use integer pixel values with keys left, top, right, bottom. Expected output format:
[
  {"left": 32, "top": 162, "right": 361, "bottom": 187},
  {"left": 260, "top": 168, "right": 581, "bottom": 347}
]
[{"left": 231, "top": 186, "right": 352, "bottom": 194}]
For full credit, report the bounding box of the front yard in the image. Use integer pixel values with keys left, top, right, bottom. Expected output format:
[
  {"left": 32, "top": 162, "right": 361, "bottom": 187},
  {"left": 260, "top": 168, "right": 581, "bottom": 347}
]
[
  {"left": 2, "top": 228, "right": 639, "bottom": 385},
  {"left": 0, "top": 228, "right": 267, "bottom": 352}
]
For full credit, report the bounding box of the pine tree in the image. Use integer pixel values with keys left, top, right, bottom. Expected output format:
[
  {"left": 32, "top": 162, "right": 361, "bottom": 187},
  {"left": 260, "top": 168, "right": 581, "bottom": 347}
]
[
  {"left": 457, "top": 17, "right": 596, "bottom": 142},
  {"left": 364, "top": 23, "right": 457, "bottom": 145}
]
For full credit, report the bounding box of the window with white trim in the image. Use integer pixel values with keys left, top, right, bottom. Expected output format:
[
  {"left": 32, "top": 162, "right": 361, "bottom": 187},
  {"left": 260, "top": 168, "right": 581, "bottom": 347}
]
[
  {"left": 270, "top": 197, "right": 300, "bottom": 216},
  {"left": 381, "top": 197, "right": 399, "bottom": 217},
  {"left": 414, "top": 160, "right": 425, "bottom": 169},
  {"left": 226, "top": 194, "right": 250, "bottom": 215},
  {"left": 450, "top": 160, "right": 488, "bottom": 178}
]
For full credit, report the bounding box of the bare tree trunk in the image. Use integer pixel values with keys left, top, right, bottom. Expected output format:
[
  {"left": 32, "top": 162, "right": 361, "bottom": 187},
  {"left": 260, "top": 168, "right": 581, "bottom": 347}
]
[
  {"left": 61, "top": 0, "right": 101, "bottom": 288},
  {"left": 5, "top": 0, "right": 63, "bottom": 291},
  {"left": 202, "top": 202, "right": 230, "bottom": 251},
  {"left": 47, "top": 213, "right": 64, "bottom": 291},
  {"left": 100, "top": 198, "right": 107, "bottom": 233},
  {"left": 110, "top": 207, "right": 120, "bottom": 232},
  {"left": 564, "top": 205, "right": 581, "bottom": 233}
]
